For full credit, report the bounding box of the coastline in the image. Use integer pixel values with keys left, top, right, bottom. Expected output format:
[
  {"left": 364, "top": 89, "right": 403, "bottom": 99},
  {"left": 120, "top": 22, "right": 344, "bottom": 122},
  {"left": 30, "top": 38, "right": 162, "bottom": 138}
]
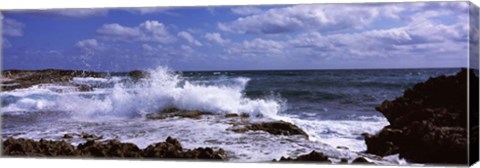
[{"left": 1, "top": 68, "right": 477, "bottom": 165}]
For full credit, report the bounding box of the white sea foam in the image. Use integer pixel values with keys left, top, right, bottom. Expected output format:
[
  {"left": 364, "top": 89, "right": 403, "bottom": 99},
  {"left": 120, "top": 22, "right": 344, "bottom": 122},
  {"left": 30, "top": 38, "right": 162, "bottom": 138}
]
[
  {"left": 1, "top": 66, "right": 396, "bottom": 163},
  {"left": 72, "top": 77, "right": 109, "bottom": 83},
  {"left": 1, "top": 67, "right": 284, "bottom": 120},
  {"left": 290, "top": 115, "right": 389, "bottom": 152},
  {"left": 1, "top": 113, "right": 400, "bottom": 164}
]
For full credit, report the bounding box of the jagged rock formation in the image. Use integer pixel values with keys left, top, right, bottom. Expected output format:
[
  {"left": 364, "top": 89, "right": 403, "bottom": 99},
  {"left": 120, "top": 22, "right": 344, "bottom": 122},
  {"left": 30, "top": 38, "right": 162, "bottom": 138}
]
[{"left": 364, "top": 69, "right": 479, "bottom": 164}]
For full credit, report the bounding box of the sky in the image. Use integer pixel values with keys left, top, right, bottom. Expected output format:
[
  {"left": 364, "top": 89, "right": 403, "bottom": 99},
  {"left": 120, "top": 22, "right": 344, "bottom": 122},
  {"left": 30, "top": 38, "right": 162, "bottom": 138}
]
[{"left": 1, "top": 2, "right": 476, "bottom": 71}]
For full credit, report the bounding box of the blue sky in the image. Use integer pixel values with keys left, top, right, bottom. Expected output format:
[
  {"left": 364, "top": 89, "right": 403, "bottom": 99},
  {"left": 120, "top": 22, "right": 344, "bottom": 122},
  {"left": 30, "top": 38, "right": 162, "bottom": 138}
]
[{"left": 1, "top": 2, "right": 475, "bottom": 71}]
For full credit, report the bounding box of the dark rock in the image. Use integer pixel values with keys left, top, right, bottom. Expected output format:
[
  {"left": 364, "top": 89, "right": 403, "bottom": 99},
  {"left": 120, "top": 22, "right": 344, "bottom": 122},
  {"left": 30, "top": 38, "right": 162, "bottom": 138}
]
[
  {"left": 240, "top": 113, "right": 250, "bottom": 118},
  {"left": 63, "top": 134, "right": 75, "bottom": 139},
  {"left": 80, "top": 132, "right": 103, "bottom": 140},
  {"left": 247, "top": 121, "right": 309, "bottom": 139},
  {"left": 229, "top": 120, "right": 309, "bottom": 139},
  {"left": 146, "top": 108, "right": 212, "bottom": 120},
  {"left": 127, "top": 70, "right": 149, "bottom": 81},
  {"left": 142, "top": 136, "right": 225, "bottom": 160},
  {"left": 364, "top": 128, "right": 401, "bottom": 156},
  {"left": 1, "top": 69, "right": 105, "bottom": 91},
  {"left": 77, "top": 139, "right": 143, "bottom": 158},
  {"left": 339, "top": 158, "right": 349, "bottom": 163},
  {"left": 2, "top": 138, "right": 78, "bottom": 156},
  {"left": 352, "top": 157, "right": 373, "bottom": 164},
  {"left": 75, "top": 84, "right": 94, "bottom": 92},
  {"left": 224, "top": 113, "right": 239, "bottom": 118},
  {"left": 2, "top": 136, "right": 226, "bottom": 160},
  {"left": 184, "top": 147, "right": 226, "bottom": 160},
  {"left": 365, "top": 69, "right": 478, "bottom": 164},
  {"left": 276, "top": 151, "right": 330, "bottom": 162},
  {"left": 142, "top": 137, "right": 184, "bottom": 158},
  {"left": 224, "top": 113, "right": 249, "bottom": 118}
]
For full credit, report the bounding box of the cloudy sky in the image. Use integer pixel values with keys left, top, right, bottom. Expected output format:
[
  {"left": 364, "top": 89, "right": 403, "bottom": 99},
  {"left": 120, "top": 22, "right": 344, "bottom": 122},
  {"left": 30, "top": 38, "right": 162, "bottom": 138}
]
[{"left": 1, "top": 2, "right": 475, "bottom": 71}]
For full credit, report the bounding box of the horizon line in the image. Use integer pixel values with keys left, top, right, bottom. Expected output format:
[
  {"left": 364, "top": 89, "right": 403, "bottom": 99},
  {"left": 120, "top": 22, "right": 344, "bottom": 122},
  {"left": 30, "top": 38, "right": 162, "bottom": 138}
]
[{"left": 1, "top": 66, "right": 472, "bottom": 73}]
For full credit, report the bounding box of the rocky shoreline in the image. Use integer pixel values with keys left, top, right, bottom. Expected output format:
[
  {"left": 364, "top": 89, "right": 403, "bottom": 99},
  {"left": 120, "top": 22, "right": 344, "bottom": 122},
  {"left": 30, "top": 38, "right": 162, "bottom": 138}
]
[
  {"left": 0, "top": 69, "right": 150, "bottom": 91},
  {"left": 363, "top": 68, "right": 479, "bottom": 164},
  {"left": 2, "top": 136, "right": 375, "bottom": 164},
  {"left": 2, "top": 137, "right": 226, "bottom": 160},
  {"left": 2, "top": 68, "right": 477, "bottom": 165},
  {"left": 1, "top": 69, "right": 106, "bottom": 92}
]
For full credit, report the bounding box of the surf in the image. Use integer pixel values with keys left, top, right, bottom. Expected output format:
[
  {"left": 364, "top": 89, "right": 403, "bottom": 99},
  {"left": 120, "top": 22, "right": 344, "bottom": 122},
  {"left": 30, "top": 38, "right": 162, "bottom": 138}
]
[{"left": 1, "top": 66, "right": 285, "bottom": 121}]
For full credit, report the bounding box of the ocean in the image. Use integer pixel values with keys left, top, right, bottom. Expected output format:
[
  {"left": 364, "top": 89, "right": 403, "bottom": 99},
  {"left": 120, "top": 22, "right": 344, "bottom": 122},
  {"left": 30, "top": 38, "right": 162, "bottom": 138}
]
[{"left": 0, "top": 67, "right": 460, "bottom": 163}]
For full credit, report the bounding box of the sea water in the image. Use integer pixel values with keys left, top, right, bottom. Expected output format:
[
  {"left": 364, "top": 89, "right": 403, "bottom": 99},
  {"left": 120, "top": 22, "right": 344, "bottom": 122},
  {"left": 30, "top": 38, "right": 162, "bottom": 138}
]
[{"left": 0, "top": 67, "right": 459, "bottom": 163}]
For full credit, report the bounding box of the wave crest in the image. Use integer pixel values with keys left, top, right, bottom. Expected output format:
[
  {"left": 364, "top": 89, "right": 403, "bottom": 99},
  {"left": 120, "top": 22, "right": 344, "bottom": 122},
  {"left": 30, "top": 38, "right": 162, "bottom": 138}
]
[{"left": 2, "top": 67, "right": 285, "bottom": 120}]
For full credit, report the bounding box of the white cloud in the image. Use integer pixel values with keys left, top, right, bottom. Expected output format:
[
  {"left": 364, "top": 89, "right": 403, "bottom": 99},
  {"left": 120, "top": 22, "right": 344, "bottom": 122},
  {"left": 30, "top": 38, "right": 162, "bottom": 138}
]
[
  {"left": 128, "top": 8, "right": 167, "bottom": 14},
  {"left": 226, "top": 38, "right": 285, "bottom": 57},
  {"left": 75, "top": 39, "right": 100, "bottom": 48},
  {"left": 125, "top": 8, "right": 177, "bottom": 15},
  {"left": 204, "top": 32, "right": 230, "bottom": 45},
  {"left": 231, "top": 6, "right": 262, "bottom": 15},
  {"left": 219, "top": 2, "right": 469, "bottom": 35},
  {"left": 3, "top": 18, "right": 25, "bottom": 37},
  {"left": 416, "top": 2, "right": 469, "bottom": 12},
  {"left": 243, "top": 38, "right": 284, "bottom": 51},
  {"left": 215, "top": 2, "right": 469, "bottom": 62},
  {"left": 38, "top": 9, "right": 108, "bottom": 18},
  {"left": 219, "top": 4, "right": 404, "bottom": 34},
  {"left": 97, "top": 20, "right": 175, "bottom": 43},
  {"left": 177, "top": 31, "right": 202, "bottom": 46},
  {"left": 220, "top": 10, "right": 467, "bottom": 61},
  {"left": 140, "top": 43, "right": 195, "bottom": 61},
  {"left": 286, "top": 17, "right": 467, "bottom": 59}
]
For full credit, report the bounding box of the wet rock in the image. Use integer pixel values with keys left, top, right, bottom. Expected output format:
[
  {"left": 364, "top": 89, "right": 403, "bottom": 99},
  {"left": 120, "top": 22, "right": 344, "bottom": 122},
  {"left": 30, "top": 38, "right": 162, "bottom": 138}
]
[
  {"left": 143, "top": 136, "right": 184, "bottom": 158},
  {"left": 240, "top": 113, "right": 250, "bottom": 118},
  {"left": 276, "top": 151, "right": 330, "bottom": 162},
  {"left": 77, "top": 140, "right": 143, "bottom": 158},
  {"left": 75, "top": 84, "right": 94, "bottom": 92},
  {"left": 224, "top": 113, "right": 239, "bottom": 118},
  {"left": 365, "top": 69, "right": 479, "bottom": 164},
  {"left": 229, "top": 120, "right": 308, "bottom": 139},
  {"left": 184, "top": 147, "right": 226, "bottom": 160},
  {"left": 142, "top": 136, "right": 225, "bottom": 160},
  {"left": 2, "top": 136, "right": 226, "bottom": 160},
  {"left": 146, "top": 108, "right": 213, "bottom": 120},
  {"left": 247, "top": 121, "right": 309, "bottom": 139},
  {"left": 224, "top": 113, "right": 249, "bottom": 118},
  {"left": 352, "top": 157, "right": 373, "bottom": 164},
  {"left": 127, "top": 70, "right": 150, "bottom": 81},
  {"left": 80, "top": 132, "right": 103, "bottom": 140},
  {"left": 63, "top": 133, "right": 75, "bottom": 139},
  {"left": 2, "top": 138, "right": 78, "bottom": 156},
  {"left": 1, "top": 69, "right": 105, "bottom": 91},
  {"left": 363, "top": 128, "right": 401, "bottom": 156}
]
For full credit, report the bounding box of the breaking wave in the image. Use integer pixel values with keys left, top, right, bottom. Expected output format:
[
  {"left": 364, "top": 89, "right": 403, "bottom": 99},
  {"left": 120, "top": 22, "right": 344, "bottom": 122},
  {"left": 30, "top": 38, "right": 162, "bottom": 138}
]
[{"left": 1, "top": 67, "right": 285, "bottom": 120}]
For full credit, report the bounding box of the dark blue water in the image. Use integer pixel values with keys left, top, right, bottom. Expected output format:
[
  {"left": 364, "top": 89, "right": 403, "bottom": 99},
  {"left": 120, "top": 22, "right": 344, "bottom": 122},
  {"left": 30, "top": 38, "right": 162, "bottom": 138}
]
[{"left": 183, "top": 68, "right": 460, "bottom": 120}]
